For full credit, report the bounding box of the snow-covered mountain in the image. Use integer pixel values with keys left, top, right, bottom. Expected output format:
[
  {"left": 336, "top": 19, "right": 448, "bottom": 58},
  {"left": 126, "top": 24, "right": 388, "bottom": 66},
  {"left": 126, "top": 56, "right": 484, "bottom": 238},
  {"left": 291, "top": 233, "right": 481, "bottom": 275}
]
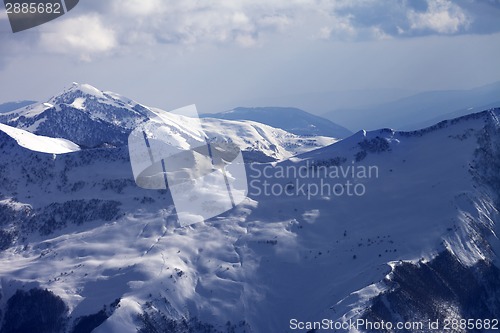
[
  {"left": 203, "top": 106, "right": 352, "bottom": 138},
  {"left": 0, "top": 83, "right": 336, "bottom": 161},
  {"left": 0, "top": 84, "right": 500, "bottom": 333},
  {"left": 0, "top": 83, "right": 151, "bottom": 148}
]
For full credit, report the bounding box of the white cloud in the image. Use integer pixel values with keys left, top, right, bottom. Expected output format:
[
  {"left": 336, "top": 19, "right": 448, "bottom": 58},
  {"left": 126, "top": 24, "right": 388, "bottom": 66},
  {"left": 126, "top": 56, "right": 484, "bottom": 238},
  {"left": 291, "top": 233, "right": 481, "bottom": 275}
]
[
  {"left": 6, "top": 0, "right": 495, "bottom": 62},
  {"left": 39, "top": 14, "right": 117, "bottom": 61},
  {"left": 235, "top": 34, "right": 258, "bottom": 48},
  {"left": 257, "top": 15, "right": 291, "bottom": 32},
  {"left": 112, "top": 0, "right": 167, "bottom": 17},
  {"left": 370, "top": 26, "right": 393, "bottom": 40},
  {"left": 408, "top": 0, "right": 470, "bottom": 34},
  {"left": 326, "top": 14, "right": 357, "bottom": 39},
  {"left": 318, "top": 20, "right": 357, "bottom": 40}
]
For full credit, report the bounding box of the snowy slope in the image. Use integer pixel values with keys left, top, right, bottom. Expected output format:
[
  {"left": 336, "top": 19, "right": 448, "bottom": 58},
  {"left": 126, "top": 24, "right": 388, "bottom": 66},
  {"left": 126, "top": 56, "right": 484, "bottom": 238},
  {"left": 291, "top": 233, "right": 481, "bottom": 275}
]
[
  {"left": 0, "top": 98, "right": 499, "bottom": 332},
  {"left": 0, "top": 123, "right": 79, "bottom": 154},
  {"left": 201, "top": 116, "right": 336, "bottom": 161},
  {"left": 204, "top": 106, "right": 352, "bottom": 138}
]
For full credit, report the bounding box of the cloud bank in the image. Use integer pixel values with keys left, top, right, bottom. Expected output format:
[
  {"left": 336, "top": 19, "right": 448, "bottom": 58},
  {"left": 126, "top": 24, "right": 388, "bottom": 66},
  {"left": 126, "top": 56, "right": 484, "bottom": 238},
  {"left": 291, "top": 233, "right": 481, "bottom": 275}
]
[{"left": 2, "top": 0, "right": 500, "bottom": 60}]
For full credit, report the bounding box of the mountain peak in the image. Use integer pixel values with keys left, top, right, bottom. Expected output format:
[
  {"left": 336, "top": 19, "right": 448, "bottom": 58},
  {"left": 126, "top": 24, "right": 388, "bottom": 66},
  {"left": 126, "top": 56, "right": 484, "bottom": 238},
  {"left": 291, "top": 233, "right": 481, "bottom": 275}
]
[
  {"left": 69, "top": 82, "right": 104, "bottom": 96},
  {"left": 49, "top": 82, "right": 136, "bottom": 110},
  {"left": 0, "top": 83, "right": 152, "bottom": 147}
]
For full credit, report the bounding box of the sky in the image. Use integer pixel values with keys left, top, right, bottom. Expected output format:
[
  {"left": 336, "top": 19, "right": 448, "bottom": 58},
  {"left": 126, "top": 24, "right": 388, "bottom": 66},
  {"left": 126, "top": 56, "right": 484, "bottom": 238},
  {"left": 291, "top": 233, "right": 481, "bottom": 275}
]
[{"left": 0, "top": 0, "right": 500, "bottom": 114}]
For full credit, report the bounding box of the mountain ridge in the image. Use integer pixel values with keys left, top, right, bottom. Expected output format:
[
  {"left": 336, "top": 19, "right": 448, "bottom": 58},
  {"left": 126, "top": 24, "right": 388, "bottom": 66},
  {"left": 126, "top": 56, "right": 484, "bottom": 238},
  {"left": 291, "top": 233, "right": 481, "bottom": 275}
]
[
  {"left": 203, "top": 106, "right": 352, "bottom": 138},
  {"left": 0, "top": 83, "right": 336, "bottom": 161},
  {"left": 323, "top": 81, "right": 500, "bottom": 131}
]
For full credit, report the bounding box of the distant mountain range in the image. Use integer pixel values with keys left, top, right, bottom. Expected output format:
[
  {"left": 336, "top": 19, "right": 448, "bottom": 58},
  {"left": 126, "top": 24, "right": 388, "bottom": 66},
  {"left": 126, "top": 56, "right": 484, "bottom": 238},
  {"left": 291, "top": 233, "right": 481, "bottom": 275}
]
[
  {"left": 0, "top": 100, "right": 36, "bottom": 113},
  {"left": 0, "top": 83, "right": 499, "bottom": 332},
  {"left": 401, "top": 101, "right": 500, "bottom": 130},
  {"left": 323, "top": 81, "right": 500, "bottom": 131},
  {"left": 203, "top": 107, "right": 352, "bottom": 138}
]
